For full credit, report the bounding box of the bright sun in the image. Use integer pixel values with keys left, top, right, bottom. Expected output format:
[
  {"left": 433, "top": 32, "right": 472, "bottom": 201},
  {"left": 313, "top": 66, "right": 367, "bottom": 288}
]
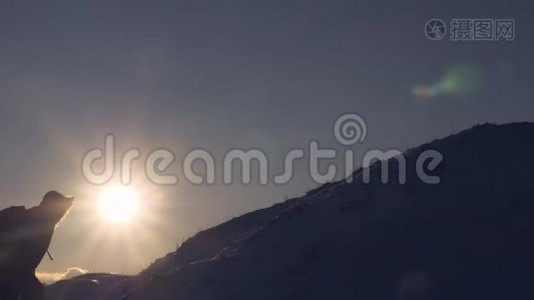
[{"left": 99, "top": 186, "right": 140, "bottom": 223}]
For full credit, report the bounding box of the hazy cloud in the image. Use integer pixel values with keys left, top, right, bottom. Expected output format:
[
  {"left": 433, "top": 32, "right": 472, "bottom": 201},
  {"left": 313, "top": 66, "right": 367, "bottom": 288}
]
[{"left": 36, "top": 267, "right": 88, "bottom": 285}]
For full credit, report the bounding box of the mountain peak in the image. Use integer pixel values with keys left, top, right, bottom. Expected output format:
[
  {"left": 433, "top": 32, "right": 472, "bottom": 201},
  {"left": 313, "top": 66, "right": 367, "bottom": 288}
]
[{"left": 48, "top": 122, "right": 534, "bottom": 300}]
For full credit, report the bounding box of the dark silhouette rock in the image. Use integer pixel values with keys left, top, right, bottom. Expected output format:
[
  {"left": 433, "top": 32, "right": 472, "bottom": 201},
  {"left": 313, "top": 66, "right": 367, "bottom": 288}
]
[
  {"left": 0, "top": 191, "right": 73, "bottom": 300},
  {"left": 44, "top": 273, "right": 133, "bottom": 300}
]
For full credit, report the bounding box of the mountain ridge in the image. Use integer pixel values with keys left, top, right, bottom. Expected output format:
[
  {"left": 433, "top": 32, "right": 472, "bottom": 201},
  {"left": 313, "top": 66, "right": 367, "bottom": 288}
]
[{"left": 47, "top": 122, "right": 534, "bottom": 300}]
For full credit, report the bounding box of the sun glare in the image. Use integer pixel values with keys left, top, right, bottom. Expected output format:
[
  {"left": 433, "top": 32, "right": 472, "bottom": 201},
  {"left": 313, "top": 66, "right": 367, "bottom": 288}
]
[{"left": 99, "top": 186, "right": 140, "bottom": 223}]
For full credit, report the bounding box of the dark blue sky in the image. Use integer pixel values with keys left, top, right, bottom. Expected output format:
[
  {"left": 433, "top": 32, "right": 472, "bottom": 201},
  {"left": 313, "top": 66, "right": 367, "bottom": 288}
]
[{"left": 0, "top": 0, "right": 532, "bottom": 276}]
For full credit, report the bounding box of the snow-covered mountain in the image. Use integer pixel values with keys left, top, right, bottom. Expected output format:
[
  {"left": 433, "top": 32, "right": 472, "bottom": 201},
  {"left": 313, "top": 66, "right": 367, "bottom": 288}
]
[{"left": 47, "top": 123, "right": 534, "bottom": 300}]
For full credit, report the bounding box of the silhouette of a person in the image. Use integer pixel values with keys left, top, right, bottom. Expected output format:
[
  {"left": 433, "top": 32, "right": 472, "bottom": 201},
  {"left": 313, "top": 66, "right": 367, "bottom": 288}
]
[{"left": 0, "top": 191, "right": 74, "bottom": 300}]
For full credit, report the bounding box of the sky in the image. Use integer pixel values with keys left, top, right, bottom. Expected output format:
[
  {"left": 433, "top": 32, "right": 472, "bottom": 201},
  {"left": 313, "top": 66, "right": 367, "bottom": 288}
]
[{"left": 0, "top": 0, "right": 533, "bottom": 277}]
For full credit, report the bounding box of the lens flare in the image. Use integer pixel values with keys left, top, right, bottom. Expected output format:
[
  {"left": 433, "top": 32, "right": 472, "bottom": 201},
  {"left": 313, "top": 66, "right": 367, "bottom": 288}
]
[{"left": 413, "top": 63, "right": 484, "bottom": 101}]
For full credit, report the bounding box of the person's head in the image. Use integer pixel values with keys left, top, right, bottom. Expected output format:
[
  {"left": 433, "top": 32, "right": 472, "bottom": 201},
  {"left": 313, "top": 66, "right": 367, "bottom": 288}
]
[{"left": 39, "top": 191, "right": 74, "bottom": 226}]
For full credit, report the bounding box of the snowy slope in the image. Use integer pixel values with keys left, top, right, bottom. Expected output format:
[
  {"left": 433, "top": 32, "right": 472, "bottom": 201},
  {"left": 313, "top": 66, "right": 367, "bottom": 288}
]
[{"left": 48, "top": 123, "right": 534, "bottom": 300}]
